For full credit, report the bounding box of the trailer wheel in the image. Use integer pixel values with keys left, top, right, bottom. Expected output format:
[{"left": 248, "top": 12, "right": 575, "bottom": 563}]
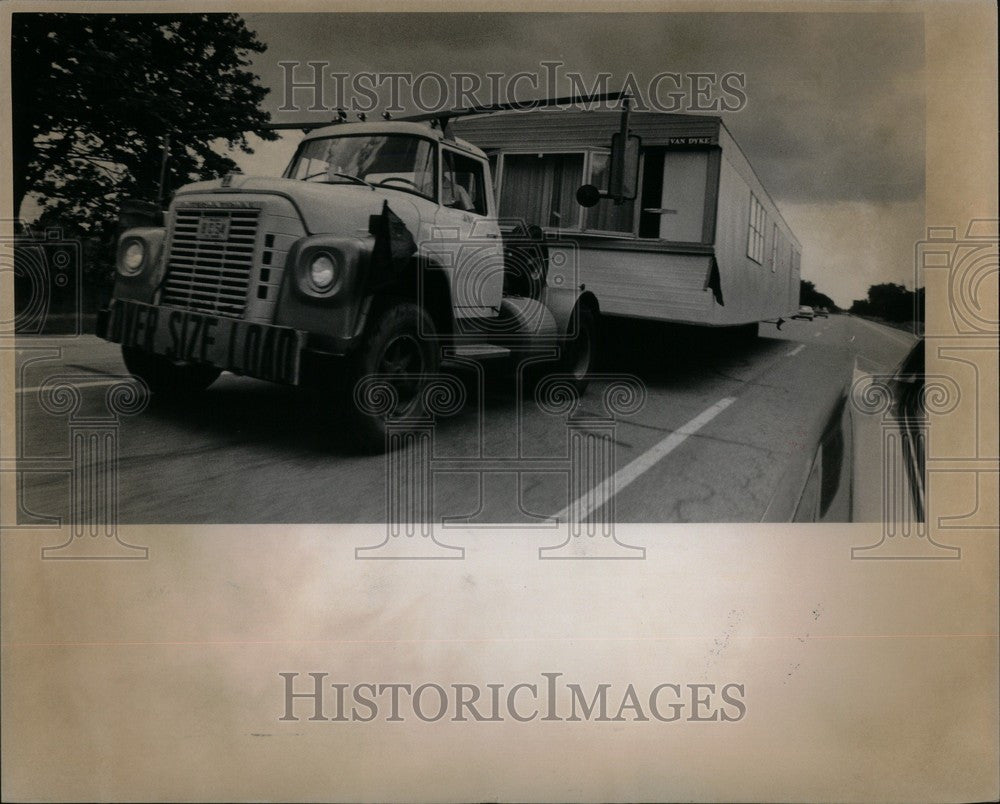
[
  {"left": 345, "top": 301, "right": 440, "bottom": 452},
  {"left": 121, "top": 346, "right": 221, "bottom": 396}
]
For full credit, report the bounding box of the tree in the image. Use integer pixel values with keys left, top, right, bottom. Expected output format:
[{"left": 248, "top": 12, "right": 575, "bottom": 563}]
[
  {"left": 12, "top": 13, "right": 275, "bottom": 232},
  {"left": 799, "top": 279, "right": 838, "bottom": 311},
  {"left": 850, "top": 282, "right": 923, "bottom": 324}
]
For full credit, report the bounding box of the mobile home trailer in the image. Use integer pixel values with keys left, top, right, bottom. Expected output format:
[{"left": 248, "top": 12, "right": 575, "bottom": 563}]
[{"left": 453, "top": 109, "right": 802, "bottom": 329}]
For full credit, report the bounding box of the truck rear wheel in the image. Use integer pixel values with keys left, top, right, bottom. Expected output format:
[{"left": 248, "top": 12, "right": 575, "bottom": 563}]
[
  {"left": 121, "top": 346, "right": 221, "bottom": 396},
  {"left": 561, "top": 304, "right": 598, "bottom": 391},
  {"left": 346, "top": 301, "right": 440, "bottom": 451},
  {"left": 520, "top": 303, "right": 598, "bottom": 396}
]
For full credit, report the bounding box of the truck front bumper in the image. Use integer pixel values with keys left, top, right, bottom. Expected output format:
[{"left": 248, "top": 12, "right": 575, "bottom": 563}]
[{"left": 97, "top": 299, "right": 312, "bottom": 386}]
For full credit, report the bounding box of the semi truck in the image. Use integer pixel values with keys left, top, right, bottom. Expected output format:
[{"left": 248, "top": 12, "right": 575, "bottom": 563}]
[{"left": 97, "top": 97, "right": 801, "bottom": 449}]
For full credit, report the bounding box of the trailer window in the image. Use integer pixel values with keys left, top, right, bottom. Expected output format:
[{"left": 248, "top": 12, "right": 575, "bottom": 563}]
[
  {"left": 770, "top": 223, "right": 779, "bottom": 272},
  {"left": 747, "top": 193, "right": 766, "bottom": 264},
  {"left": 584, "top": 152, "right": 635, "bottom": 234},
  {"left": 499, "top": 153, "right": 584, "bottom": 229}
]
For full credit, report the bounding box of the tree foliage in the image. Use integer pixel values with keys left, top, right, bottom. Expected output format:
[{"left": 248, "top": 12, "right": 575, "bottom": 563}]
[
  {"left": 799, "top": 280, "right": 838, "bottom": 312},
  {"left": 12, "top": 13, "right": 274, "bottom": 234},
  {"left": 850, "top": 282, "right": 924, "bottom": 324}
]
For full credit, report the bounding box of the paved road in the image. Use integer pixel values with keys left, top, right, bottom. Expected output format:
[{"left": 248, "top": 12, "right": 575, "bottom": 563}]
[{"left": 12, "top": 314, "right": 917, "bottom": 523}]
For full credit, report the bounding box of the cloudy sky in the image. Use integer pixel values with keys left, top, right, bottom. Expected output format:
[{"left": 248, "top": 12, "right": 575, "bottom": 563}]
[{"left": 227, "top": 12, "right": 924, "bottom": 307}]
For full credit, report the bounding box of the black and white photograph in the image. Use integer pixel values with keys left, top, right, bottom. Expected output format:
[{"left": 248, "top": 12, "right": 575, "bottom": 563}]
[{"left": 2, "top": 2, "right": 997, "bottom": 801}]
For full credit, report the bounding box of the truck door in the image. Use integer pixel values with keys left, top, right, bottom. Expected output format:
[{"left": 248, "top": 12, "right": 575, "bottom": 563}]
[{"left": 432, "top": 147, "right": 504, "bottom": 319}]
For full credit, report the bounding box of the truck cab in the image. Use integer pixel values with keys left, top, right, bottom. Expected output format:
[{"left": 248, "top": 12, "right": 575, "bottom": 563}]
[{"left": 279, "top": 121, "right": 505, "bottom": 319}]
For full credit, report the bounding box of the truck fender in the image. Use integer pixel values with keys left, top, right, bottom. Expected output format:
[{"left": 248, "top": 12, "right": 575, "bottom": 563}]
[
  {"left": 114, "top": 226, "right": 168, "bottom": 304},
  {"left": 353, "top": 258, "right": 455, "bottom": 340}
]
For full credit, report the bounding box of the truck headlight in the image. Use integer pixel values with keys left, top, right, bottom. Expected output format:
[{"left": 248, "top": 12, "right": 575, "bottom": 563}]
[
  {"left": 119, "top": 239, "right": 146, "bottom": 276},
  {"left": 309, "top": 253, "right": 338, "bottom": 291},
  {"left": 289, "top": 237, "right": 365, "bottom": 300}
]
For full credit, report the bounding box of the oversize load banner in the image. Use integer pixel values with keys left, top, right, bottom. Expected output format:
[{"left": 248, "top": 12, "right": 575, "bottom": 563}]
[{"left": 103, "top": 299, "right": 306, "bottom": 385}]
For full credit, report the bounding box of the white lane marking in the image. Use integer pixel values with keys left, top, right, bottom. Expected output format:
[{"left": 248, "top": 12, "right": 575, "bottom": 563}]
[
  {"left": 853, "top": 315, "right": 918, "bottom": 348},
  {"left": 556, "top": 396, "right": 737, "bottom": 522},
  {"left": 787, "top": 344, "right": 806, "bottom": 356},
  {"left": 16, "top": 378, "right": 120, "bottom": 395}
]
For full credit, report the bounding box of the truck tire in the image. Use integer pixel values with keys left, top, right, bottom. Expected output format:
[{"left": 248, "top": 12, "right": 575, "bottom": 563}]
[
  {"left": 521, "top": 303, "right": 598, "bottom": 396},
  {"left": 345, "top": 301, "right": 440, "bottom": 451},
  {"left": 561, "top": 304, "right": 598, "bottom": 391},
  {"left": 121, "top": 346, "right": 221, "bottom": 396}
]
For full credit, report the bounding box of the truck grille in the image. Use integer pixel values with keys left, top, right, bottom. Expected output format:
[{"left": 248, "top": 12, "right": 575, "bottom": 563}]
[{"left": 161, "top": 208, "right": 260, "bottom": 318}]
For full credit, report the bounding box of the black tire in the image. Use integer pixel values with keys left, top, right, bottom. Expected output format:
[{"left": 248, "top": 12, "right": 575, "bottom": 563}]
[
  {"left": 560, "top": 304, "right": 598, "bottom": 392},
  {"left": 521, "top": 303, "right": 598, "bottom": 396},
  {"left": 345, "top": 301, "right": 440, "bottom": 451},
  {"left": 121, "top": 346, "right": 221, "bottom": 396}
]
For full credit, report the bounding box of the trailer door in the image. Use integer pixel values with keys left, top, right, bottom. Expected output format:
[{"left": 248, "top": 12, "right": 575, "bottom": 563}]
[{"left": 658, "top": 151, "right": 709, "bottom": 242}]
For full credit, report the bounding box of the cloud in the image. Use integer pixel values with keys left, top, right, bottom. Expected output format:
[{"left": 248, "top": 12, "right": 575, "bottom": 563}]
[
  {"left": 782, "top": 199, "right": 925, "bottom": 307},
  {"left": 247, "top": 12, "right": 924, "bottom": 206}
]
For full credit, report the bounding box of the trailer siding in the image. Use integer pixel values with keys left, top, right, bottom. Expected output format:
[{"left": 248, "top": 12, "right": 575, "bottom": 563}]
[
  {"left": 712, "top": 125, "right": 801, "bottom": 322},
  {"left": 453, "top": 110, "right": 801, "bottom": 326},
  {"left": 552, "top": 246, "right": 715, "bottom": 321},
  {"left": 454, "top": 110, "right": 721, "bottom": 150}
]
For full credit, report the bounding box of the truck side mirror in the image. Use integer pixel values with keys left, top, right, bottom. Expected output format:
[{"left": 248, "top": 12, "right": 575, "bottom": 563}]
[
  {"left": 576, "top": 184, "right": 601, "bottom": 208},
  {"left": 576, "top": 133, "right": 643, "bottom": 208},
  {"left": 609, "top": 132, "right": 641, "bottom": 202}
]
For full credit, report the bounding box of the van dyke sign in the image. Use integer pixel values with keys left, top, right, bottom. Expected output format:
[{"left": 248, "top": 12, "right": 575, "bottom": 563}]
[
  {"left": 104, "top": 299, "right": 305, "bottom": 385},
  {"left": 667, "top": 135, "right": 717, "bottom": 147}
]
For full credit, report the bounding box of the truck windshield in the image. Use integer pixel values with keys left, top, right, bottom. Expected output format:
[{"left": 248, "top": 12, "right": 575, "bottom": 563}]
[{"left": 287, "top": 134, "right": 436, "bottom": 200}]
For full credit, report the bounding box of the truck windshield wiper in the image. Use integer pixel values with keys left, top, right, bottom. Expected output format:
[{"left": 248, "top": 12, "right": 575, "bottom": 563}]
[
  {"left": 298, "top": 170, "right": 375, "bottom": 189},
  {"left": 331, "top": 172, "right": 375, "bottom": 190}
]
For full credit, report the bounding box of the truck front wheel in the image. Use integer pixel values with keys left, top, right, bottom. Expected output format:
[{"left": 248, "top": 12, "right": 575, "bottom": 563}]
[
  {"left": 346, "top": 301, "right": 440, "bottom": 451},
  {"left": 121, "top": 346, "right": 221, "bottom": 396}
]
